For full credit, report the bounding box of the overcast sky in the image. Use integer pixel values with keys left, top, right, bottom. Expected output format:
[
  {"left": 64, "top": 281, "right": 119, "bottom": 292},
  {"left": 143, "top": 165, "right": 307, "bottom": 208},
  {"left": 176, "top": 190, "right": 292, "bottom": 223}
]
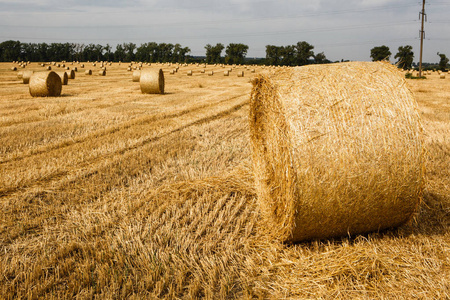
[{"left": 0, "top": 0, "right": 449, "bottom": 63}]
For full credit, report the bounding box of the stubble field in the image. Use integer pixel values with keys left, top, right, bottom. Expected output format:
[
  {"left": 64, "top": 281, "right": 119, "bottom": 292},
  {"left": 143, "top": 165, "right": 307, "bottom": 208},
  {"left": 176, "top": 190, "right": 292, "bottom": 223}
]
[{"left": 0, "top": 61, "right": 448, "bottom": 299}]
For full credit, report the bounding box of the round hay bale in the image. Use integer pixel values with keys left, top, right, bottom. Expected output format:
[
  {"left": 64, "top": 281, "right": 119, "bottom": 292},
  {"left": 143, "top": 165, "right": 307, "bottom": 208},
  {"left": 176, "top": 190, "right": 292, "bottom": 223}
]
[
  {"left": 66, "top": 69, "right": 75, "bottom": 79},
  {"left": 17, "top": 71, "right": 23, "bottom": 79},
  {"left": 127, "top": 67, "right": 132, "bottom": 72},
  {"left": 66, "top": 67, "right": 70, "bottom": 70},
  {"left": 237, "top": 71, "right": 244, "bottom": 77},
  {"left": 140, "top": 68, "right": 164, "bottom": 94},
  {"left": 208, "top": 71, "right": 214, "bottom": 76},
  {"left": 11, "top": 67, "right": 17, "bottom": 71},
  {"left": 249, "top": 61, "right": 425, "bottom": 243},
  {"left": 251, "top": 69, "right": 256, "bottom": 73},
  {"left": 56, "top": 72, "right": 68, "bottom": 85},
  {"left": 80, "top": 64, "right": 85, "bottom": 68},
  {"left": 201, "top": 69, "right": 205, "bottom": 73},
  {"left": 22, "top": 71, "right": 34, "bottom": 84},
  {"left": 29, "top": 71, "right": 62, "bottom": 97},
  {"left": 187, "top": 70, "right": 193, "bottom": 76},
  {"left": 224, "top": 70, "right": 229, "bottom": 76},
  {"left": 440, "top": 74, "right": 446, "bottom": 79},
  {"left": 46, "top": 66, "right": 52, "bottom": 70},
  {"left": 99, "top": 70, "right": 106, "bottom": 76},
  {"left": 73, "top": 67, "right": 77, "bottom": 72},
  {"left": 85, "top": 69, "right": 92, "bottom": 75},
  {"left": 132, "top": 70, "right": 141, "bottom": 82}
]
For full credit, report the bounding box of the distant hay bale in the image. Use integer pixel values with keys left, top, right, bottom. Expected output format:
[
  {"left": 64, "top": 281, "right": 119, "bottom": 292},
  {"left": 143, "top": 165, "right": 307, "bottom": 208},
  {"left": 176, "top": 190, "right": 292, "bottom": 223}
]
[
  {"left": 224, "top": 70, "right": 229, "bottom": 76},
  {"left": 440, "top": 74, "right": 446, "bottom": 79},
  {"left": 127, "top": 67, "right": 132, "bottom": 72},
  {"left": 140, "top": 68, "right": 164, "bottom": 94},
  {"left": 66, "top": 69, "right": 75, "bottom": 79},
  {"left": 99, "top": 70, "right": 106, "bottom": 76},
  {"left": 80, "top": 64, "right": 85, "bottom": 68},
  {"left": 251, "top": 69, "right": 256, "bottom": 73},
  {"left": 66, "top": 67, "right": 70, "bottom": 70},
  {"left": 201, "top": 69, "right": 205, "bottom": 73},
  {"left": 132, "top": 70, "right": 141, "bottom": 82},
  {"left": 22, "top": 71, "right": 34, "bottom": 84},
  {"left": 17, "top": 71, "right": 23, "bottom": 79},
  {"left": 85, "top": 69, "right": 92, "bottom": 75},
  {"left": 187, "top": 70, "right": 193, "bottom": 76},
  {"left": 29, "top": 71, "right": 62, "bottom": 97},
  {"left": 237, "top": 71, "right": 244, "bottom": 77},
  {"left": 46, "top": 66, "right": 52, "bottom": 70},
  {"left": 73, "top": 67, "right": 77, "bottom": 72},
  {"left": 250, "top": 61, "right": 425, "bottom": 243},
  {"left": 56, "top": 72, "right": 68, "bottom": 85},
  {"left": 208, "top": 71, "right": 214, "bottom": 76},
  {"left": 11, "top": 67, "right": 17, "bottom": 71},
  {"left": 170, "top": 70, "right": 175, "bottom": 75}
]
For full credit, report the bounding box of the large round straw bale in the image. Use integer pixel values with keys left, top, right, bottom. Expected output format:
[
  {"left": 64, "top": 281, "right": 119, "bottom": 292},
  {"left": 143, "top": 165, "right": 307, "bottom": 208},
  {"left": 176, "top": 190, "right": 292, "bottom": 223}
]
[
  {"left": 85, "top": 69, "right": 92, "bottom": 75},
  {"left": 29, "top": 71, "right": 62, "bottom": 97},
  {"left": 56, "top": 72, "right": 68, "bottom": 85},
  {"left": 249, "top": 61, "right": 424, "bottom": 243},
  {"left": 98, "top": 70, "right": 106, "bottom": 76},
  {"left": 22, "top": 71, "right": 34, "bottom": 84},
  {"left": 132, "top": 70, "right": 141, "bottom": 82},
  {"left": 140, "top": 68, "right": 164, "bottom": 94},
  {"left": 66, "top": 69, "right": 75, "bottom": 79},
  {"left": 440, "top": 74, "right": 446, "bottom": 79}
]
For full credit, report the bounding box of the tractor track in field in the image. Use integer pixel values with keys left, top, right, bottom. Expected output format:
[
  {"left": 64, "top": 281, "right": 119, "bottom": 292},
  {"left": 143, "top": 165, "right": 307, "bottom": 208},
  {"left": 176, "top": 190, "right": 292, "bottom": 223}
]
[
  {"left": 0, "top": 93, "right": 247, "bottom": 165},
  {"left": 0, "top": 97, "right": 249, "bottom": 199}
]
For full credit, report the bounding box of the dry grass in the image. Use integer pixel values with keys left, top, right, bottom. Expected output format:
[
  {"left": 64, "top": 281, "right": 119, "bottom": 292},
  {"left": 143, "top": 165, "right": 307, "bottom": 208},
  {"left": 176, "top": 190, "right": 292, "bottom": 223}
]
[{"left": 0, "top": 62, "right": 448, "bottom": 299}]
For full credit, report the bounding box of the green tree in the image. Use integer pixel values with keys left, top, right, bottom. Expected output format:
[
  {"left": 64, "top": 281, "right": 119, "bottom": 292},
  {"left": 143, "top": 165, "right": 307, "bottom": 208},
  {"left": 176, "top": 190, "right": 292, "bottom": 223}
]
[
  {"left": 205, "top": 43, "right": 224, "bottom": 64},
  {"left": 265, "top": 45, "right": 280, "bottom": 66},
  {"left": 0, "top": 40, "right": 22, "bottom": 61},
  {"left": 370, "top": 45, "right": 391, "bottom": 61},
  {"left": 314, "top": 52, "right": 327, "bottom": 64},
  {"left": 225, "top": 43, "right": 248, "bottom": 64},
  {"left": 394, "top": 45, "right": 414, "bottom": 70},
  {"left": 438, "top": 53, "right": 449, "bottom": 71},
  {"left": 123, "top": 43, "right": 136, "bottom": 62},
  {"left": 295, "top": 41, "right": 314, "bottom": 66},
  {"left": 114, "top": 44, "right": 126, "bottom": 62}
]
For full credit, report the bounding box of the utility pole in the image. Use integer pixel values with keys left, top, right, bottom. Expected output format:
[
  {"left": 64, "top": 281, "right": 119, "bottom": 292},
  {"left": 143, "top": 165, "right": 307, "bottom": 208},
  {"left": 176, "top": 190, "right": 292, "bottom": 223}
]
[{"left": 419, "top": 0, "right": 426, "bottom": 77}]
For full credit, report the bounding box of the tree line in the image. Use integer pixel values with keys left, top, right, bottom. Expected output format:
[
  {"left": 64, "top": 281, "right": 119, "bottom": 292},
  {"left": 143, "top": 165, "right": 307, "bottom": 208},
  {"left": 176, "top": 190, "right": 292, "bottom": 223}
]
[
  {"left": 1, "top": 39, "right": 447, "bottom": 70},
  {"left": 370, "top": 44, "right": 448, "bottom": 71}
]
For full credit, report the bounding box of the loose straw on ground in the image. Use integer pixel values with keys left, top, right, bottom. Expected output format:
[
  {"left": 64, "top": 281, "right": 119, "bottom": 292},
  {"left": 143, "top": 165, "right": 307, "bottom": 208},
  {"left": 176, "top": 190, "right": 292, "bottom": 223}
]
[
  {"left": 249, "top": 61, "right": 425, "bottom": 243},
  {"left": 29, "top": 71, "right": 62, "bottom": 97}
]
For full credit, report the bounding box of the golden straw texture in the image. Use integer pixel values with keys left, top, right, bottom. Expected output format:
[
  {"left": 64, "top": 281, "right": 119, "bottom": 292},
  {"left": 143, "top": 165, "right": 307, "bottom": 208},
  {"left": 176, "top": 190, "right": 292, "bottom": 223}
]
[
  {"left": 29, "top": 71, "right": 62, "bottom": 97},
  {"left": 140, "top": 68, "right": 164, "bottom": 94},
  {"left": 132, "top": 70, "right": 141, "bottom": 82},
  {"left": 22, "top": 70, "right": 34, "bottom": 84},
  {"left": 56, "top": 72, "right": 68, "bottom": 85},
  {"left": 249, "top": 61, "right": 425, "bottom": 243}
]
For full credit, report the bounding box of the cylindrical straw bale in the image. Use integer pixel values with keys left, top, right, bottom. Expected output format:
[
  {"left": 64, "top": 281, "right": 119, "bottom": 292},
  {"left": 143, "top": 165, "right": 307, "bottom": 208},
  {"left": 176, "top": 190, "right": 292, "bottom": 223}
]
[
  {"left": 29, "top": 71, "right": 62, "bottom": 97},
  {"left": 22, "top": 71, "right": 34, "bottom": 84},
  {"left": 440, "top": 74, "right": 446, "bottom": 79},
  {"left": 17, "top": 71, "right": 23, "bottom": 79},
  {"left": 208, "top": 71, "right": 214, "bottom": 76},
  {"left": 46, "top": 66, "right": 52, "bottom": 70},
  {"left": 224, "top": 70, "right": 229, "bottom": 76},
  {"left": 85, "top": 69, "right": 92, "bottom": 75},
  {"left": 73, "top": 67, "right": 77, "bottom": 72},
  {"left": 66, "top": 69, "right": 75, "bottom": 79},
  {"left": 237, "top": 71, "right": 244, "bottom": 77},
  {"left": 140, "top": 68, "right": 164, "bottom": 94},
  {"left": 187, "top": 70, "right": 193, "bottom": 76},
  {"left": 249, "top": 61, "right": 425, "bottom": 243},
  {"left": 56, "top": 72, "right": 68, "bottom": 85},
  {"left": 80, "top": 64, "right": 85, "bottom": 68},
  {"left": 99, "top": 70, "right": 106, "bottom": 76},
  {"left": 11, "top": 67, "right": 17, "bottom": 71},
  {"left": 132, "top": 70, "right": 141, "bottom": 82},
  {"left": 201, "top": 69, "right": 205, "bottom": 73},
  {"left": 127, "top": 67, "right": 132, "bottom": 72}
]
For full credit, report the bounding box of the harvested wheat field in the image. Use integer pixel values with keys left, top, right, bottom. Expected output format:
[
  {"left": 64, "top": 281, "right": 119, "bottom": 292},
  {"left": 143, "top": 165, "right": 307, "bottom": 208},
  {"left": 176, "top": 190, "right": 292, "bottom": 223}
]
[{"left": 0, "top": 61, "right": 449, "bottom": 299}]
